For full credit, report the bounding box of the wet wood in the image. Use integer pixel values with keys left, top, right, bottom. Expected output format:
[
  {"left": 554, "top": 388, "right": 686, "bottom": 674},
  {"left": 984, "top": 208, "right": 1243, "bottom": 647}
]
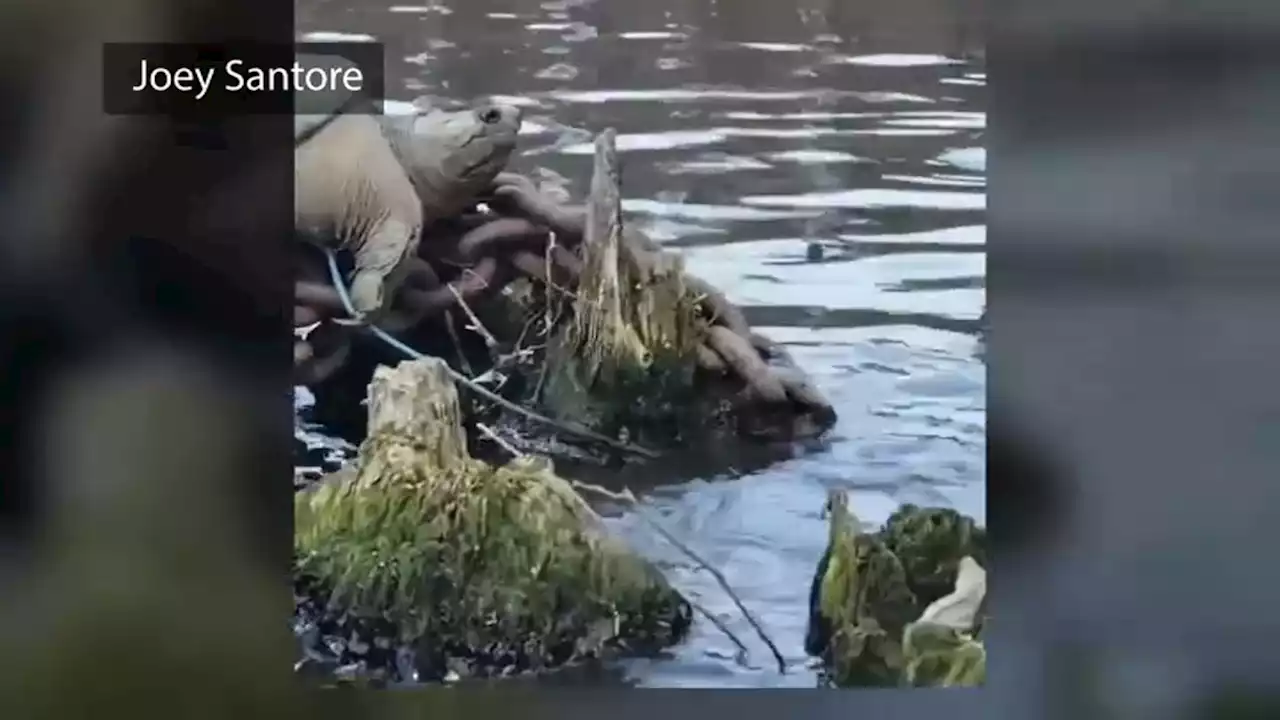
[{"left": 362, "top": 357, "right": 468, "bottom": 475}]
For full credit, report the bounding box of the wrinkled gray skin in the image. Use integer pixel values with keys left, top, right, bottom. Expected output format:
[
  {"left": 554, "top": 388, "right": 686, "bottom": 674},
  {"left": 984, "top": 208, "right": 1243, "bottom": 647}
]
[{"left": 294, "top": 101, "right": 521, "bottom": 321}]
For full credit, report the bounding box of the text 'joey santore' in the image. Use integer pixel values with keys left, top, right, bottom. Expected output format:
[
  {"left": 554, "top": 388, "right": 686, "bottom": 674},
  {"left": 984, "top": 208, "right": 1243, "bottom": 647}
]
[{"left": 129, "top": 58, "right": 366, "bottom": 100}]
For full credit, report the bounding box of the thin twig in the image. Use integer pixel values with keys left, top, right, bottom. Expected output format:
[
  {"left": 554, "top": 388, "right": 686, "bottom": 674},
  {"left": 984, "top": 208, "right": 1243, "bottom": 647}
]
[
  {"left": 512, "top": 309, "right": 537, "bottom": 357},
  {"left": 528, "top": 247, "right": 555, "bottom": 406},
  {"left": 448, "top": 279, "right": 499, "bottom": 352},
  {"left": 538, "top": 231, "right": 579, "bottom": 320},
  {"left": 442, "top": 309, "right": 475, "bottom": 377},
  {"left": 454, "top": 360, "right": 655, "bottom": 457},
  {"left": 323, "top": 249, "right": 658, "bottom": 459},
  {"left": 688, "top": 602, "right": 752, "bottom": 668},
  {"left": 531, "top": 274, "right": 581, "bottom": 303},
  {"left": 543, "top": 230, "right": 557, "bottom": 338},
  {"left": 476, "top": 422, "right": 520, "bottom": 457},
  {"left": 528, "top": 230, "right": 575, "bottom": 406},
  {"left": 511, "top": 343, "right": 545, "bottom": 359},
  {"left": 530, "top": 352, "right": 551, "bottom": 406},
  {"left": 570, "top": 480, "right": 788, "bottom": 674}
]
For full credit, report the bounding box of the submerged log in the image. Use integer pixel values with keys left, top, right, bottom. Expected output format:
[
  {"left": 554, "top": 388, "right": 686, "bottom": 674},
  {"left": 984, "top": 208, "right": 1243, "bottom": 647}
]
[{"left": 294, "top": 357, "right": 691, "bottom": 683}]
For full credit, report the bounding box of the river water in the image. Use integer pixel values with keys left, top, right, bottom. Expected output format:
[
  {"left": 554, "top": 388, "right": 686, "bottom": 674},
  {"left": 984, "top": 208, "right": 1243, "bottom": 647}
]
[{"left": 294, "top": 0, "right": 985, "bottom": 689}]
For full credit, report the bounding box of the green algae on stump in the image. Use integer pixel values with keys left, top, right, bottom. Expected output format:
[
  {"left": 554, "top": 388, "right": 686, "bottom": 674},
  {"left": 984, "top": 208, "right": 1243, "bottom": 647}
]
[
  {"left": 807, "top": 490, "right": 987, "bottom": 688},
  {"left": 294, "top": 357, "right": 690, "bottom": 678},
  {"left": 880, "top": 504, "right": 987, "bottom": 607},
  {"left": 810, "top": 490, "right": 918, "bottom": 685},
  {"left": 539, "top": 129, "right": 705, "bottom": 441}
]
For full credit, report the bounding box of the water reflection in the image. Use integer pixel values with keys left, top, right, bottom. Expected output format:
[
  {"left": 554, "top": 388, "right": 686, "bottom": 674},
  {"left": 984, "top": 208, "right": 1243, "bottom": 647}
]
[{"left": 296, "top": 0, "right": 985, "bottom": 689}]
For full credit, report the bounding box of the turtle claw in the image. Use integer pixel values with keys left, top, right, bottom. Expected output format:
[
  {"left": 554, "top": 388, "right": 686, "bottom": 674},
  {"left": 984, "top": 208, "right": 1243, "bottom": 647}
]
[{"left": 332, "top": 313, "right": 368, "bottom": 328}]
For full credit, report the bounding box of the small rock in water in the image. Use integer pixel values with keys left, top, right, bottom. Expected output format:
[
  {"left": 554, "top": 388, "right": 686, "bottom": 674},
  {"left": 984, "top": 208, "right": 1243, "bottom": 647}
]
[{"left": 806, "top": 242, "right": 824, "bottom": 262}]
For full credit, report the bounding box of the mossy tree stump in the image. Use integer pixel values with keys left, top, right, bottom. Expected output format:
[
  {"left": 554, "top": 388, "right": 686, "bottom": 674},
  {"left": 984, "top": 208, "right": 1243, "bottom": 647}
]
[
  {"left": 806, "top": 491, "right": 988, "bottom": 688},
  {"left": 294, "top": 357, "right": 691, "bottom": 680},
  {"left": 539, "top": 129, "right": 708, "bottom": 443}
]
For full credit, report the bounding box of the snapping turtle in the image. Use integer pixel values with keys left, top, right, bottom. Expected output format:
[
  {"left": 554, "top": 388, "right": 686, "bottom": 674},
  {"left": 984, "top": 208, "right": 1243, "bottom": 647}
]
[{"left": 294, "top": 55, "right": 522, "bottom": 322}]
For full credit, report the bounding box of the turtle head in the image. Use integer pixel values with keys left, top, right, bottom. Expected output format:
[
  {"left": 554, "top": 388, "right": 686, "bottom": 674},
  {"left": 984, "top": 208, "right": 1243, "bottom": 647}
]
[{"left": 397, "top": 101, "right": 522, "bottom": 217}]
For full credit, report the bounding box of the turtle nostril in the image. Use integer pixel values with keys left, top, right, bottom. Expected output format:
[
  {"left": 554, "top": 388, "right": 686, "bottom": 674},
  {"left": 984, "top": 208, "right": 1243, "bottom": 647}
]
[{"left": 478, "top": 106, "right": 502, "bottom": 124}]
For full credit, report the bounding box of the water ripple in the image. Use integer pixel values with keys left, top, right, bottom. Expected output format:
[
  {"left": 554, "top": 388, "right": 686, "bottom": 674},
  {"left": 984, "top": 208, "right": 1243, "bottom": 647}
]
[
  {"left": 827, "top": 53, "right": 966, "bottom": 67},
  {"left": 739, "top": 189, "right": 985, "bottom": 211}
]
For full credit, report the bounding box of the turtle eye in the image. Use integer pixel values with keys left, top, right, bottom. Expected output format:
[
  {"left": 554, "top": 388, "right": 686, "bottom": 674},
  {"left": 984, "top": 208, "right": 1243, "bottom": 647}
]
[{"left": 477, "top": 106, "right": 502, "bottom": 124}]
